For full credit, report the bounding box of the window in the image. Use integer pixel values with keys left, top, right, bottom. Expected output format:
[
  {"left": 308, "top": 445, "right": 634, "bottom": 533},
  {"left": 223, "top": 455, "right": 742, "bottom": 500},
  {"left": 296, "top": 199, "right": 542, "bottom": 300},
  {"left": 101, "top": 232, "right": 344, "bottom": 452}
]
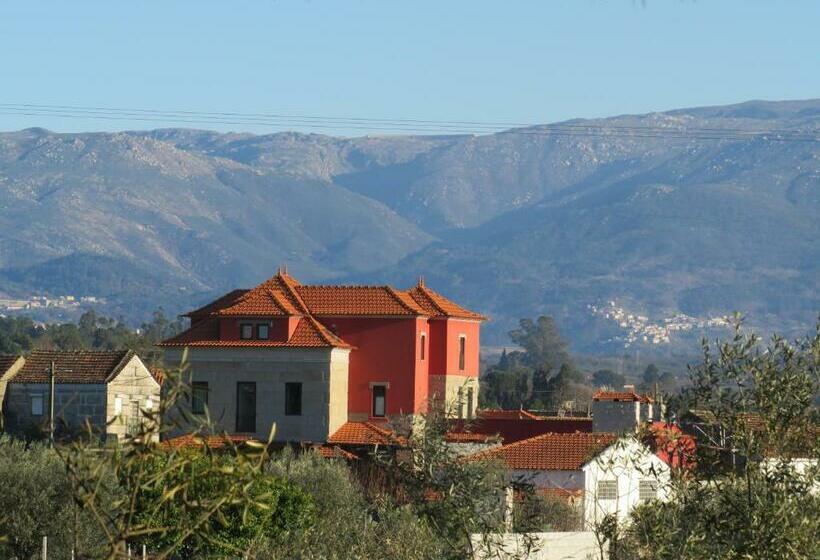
[
  {"left": 257, "top": 323, "right": 269, "bottom": 340},
  {"left": 114, "top": 396, "right": 123, "bottom": 415},
  {"left": 457, "top": 387, "right": 465, "bottom": 419},
  {"left": 240, "top": 323, "right": 254, "bottom": 340},
  {"left": 31, "top": 394, "right": 44, "bottom": 416},
  {"left": 639, "top": 480, "right": 658, "bottom": 501},
  {"left": 597, "top": 480, "right": 617, "bottom": 500},
  {"left": 372, "top": 385, "right": 386, "bottom": 418},
  {"left": 127, "top": 401, "right": 142, "bottom": 436},
  {"left": 236, "top": 382, "right": 257, "bottom": 432},
  {"left": 420, "top": 333, "right": 426, "bottom": 360},
  {"left": 458, "top": 335, "right": 466, "bottom": 371},
  {"left": 285, "top": 382, "right": 302, "bottom": 416},
  {"left": 191, "top": 382, "right": 209, "bottom": 415},
  {"left": 466, "top": 387, "right": 474, "bottom": 419}
]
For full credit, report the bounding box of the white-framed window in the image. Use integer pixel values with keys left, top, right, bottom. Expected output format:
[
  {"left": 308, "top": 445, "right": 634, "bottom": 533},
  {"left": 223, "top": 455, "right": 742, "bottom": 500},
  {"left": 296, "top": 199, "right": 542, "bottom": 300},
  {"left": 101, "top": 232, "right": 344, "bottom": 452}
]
[
  {"left": 114, "top": 396, "right": 123, "bottom": 415},
  {"left": 597, "top": 480, "right": 617, "bottom": 500},
  {"left": 458, "top": 335, "right": 466, "bottom": 371},
  {"left": 639, "top": 480, "right": 658, "bottom": 501},
  {"left": 31, "top": 394, "right": 44, "bottom": 416}
]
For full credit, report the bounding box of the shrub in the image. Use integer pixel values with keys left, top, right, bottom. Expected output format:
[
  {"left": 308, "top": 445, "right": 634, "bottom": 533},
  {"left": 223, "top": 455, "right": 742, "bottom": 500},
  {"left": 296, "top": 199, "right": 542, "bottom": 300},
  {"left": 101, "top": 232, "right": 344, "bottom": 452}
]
[{"left": 0, "top": 438, "right": 107, "bottom": 559}]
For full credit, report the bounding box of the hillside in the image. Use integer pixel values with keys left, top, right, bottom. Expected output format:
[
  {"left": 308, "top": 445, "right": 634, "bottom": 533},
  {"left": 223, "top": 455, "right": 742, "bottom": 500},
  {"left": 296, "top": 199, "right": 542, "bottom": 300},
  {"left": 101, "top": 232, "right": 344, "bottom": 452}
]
[{"left": 0, "top": 100, "right": 817, "bottom": 351}]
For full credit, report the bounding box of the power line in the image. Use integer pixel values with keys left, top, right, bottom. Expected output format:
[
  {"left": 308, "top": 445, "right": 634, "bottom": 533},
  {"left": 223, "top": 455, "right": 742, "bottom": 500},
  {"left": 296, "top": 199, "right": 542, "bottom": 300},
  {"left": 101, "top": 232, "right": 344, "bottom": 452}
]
[{"left": 0, "top": 103, "right": 817, "bottom": 143}]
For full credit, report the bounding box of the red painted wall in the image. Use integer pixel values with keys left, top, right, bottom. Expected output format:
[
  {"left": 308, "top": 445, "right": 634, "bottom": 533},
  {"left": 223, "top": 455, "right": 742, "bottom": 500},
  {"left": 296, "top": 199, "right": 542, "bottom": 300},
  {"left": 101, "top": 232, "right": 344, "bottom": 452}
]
[
  {"left": 442, "top": 320, "right": 481, "bottom": 378},
  {"left": 317, "top": 317, "right": 429, "bottom": 417},
  {"left": 218, "top": 318, "right": 288, "bottom": 341}
]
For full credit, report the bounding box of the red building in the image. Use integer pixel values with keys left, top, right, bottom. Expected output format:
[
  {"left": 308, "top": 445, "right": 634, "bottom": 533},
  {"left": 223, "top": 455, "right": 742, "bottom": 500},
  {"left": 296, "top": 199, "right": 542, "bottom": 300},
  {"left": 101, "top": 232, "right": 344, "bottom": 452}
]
[{"left": 160, "top": 269, "right": 485, "bottom": 442}]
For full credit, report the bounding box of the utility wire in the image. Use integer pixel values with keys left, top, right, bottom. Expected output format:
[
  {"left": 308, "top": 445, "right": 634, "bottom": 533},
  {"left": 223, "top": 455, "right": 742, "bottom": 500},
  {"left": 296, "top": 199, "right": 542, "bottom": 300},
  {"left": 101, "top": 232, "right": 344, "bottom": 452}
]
[{"left": 0, "top": 103, "right": 817, "bottom": 143}]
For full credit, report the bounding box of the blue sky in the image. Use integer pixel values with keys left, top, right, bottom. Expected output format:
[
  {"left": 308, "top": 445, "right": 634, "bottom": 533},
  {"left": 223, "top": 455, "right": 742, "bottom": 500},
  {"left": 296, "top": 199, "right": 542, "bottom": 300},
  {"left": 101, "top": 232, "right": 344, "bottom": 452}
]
[{"left": 1, "top": 1, "right": 817, "bottom": 136}]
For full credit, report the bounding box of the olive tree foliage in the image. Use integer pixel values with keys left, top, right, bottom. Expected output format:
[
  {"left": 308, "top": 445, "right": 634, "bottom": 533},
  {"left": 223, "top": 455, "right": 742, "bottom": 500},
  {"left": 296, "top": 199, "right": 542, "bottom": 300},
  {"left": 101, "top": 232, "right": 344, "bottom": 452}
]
[
  {"left": 51, "top": 350, "right": 312, "bottom": 560},
  {"left": 364, "top": 403, "right": 541, "bottom": 560},
  {"left": 607, "top": 318, "right": 820, "bottom": 560},
  {"left": 0, "top": 439, "right": 108, "bottom": 560},
  {"left": 255, "top": 449, "right": 443, "bottom": 560}
]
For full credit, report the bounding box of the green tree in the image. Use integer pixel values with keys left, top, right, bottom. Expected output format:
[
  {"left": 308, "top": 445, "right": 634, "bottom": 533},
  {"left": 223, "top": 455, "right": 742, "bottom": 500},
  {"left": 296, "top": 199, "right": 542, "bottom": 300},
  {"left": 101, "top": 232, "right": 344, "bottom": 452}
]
[
  {"left": 593, "top": 369, "right": 625, "bottom": 388},
  {"left": 509, "top": 316, "right": 573, "bottom": 372},
  {"left": 130, "top": 451, "right": 312, "bottom": 558},
  {"left": 612, "top": 318, "right": 820, "bottom": 560},
  {"left": 0, "top": 439, "right": 107, "bottom": 559}
]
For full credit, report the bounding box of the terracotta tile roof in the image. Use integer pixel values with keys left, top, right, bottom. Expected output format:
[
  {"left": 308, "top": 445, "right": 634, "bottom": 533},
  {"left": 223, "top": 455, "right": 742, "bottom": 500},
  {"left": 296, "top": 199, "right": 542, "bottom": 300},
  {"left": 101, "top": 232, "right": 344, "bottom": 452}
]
[
  {"left": 328, "top": 421, "right": 406, "bottom": 446},
  {"left": 0, "top": 354, "right": 22, "bottom": 376},
  {"left": 158, "top": 316, "right": 351, "bottom": 348},
  {"left": 405, "top": 280, "right": 486, "bottom": 320},
  {"left": 164, "top": 270, "right": 484, "bottom": 348},
  {"left": 478, "top": 409, "right": 544, "bottom": 421},
  {"left": 469, "top": 432, "right": 617, "bottom": 471},
  {"left": 295, "top": 285, "right": 426, "bottom": 316},
  {"left": 184, "top": 289, "right": 249, "bottom": 320},
  {"left": 314, "top": 444, "right": 360, "bottom": 461},
  {"left": 160, "top": 433, "right": 257, "bottom": 450},
  {"left": 11, "top": 350, "right": 136, "bottom": 384},
  {"left": 216, "top": 288, "right": 300, "bottom": 317},
  {"left": 149, "top": 368, "right": 165, "bottom": 385},
  {"left": 444, "top": 431, "right": 501, "bottom": 443},
  {"left": 593, "top": 390, "right": 653, "bottom": 404}
]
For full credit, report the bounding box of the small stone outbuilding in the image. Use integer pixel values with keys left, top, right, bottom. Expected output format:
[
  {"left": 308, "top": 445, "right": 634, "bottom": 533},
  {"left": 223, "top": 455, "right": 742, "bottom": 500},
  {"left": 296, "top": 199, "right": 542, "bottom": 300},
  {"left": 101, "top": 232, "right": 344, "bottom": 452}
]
[{"left": 2, "top": 350, "right": 160, "bottom": 442}]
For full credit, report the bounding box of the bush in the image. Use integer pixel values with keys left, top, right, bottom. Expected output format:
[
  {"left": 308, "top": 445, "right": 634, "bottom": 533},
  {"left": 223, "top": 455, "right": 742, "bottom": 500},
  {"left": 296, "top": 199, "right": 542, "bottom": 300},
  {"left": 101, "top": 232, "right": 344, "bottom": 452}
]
[
  {"left": 256, "top": 449, "right": 443, "bottom": 560},
  {"left": 0, "top": 438, "right": 107, "bottom": 560},
  {"left": 130, "top": 450, "right": 313, "bottom": 558}
]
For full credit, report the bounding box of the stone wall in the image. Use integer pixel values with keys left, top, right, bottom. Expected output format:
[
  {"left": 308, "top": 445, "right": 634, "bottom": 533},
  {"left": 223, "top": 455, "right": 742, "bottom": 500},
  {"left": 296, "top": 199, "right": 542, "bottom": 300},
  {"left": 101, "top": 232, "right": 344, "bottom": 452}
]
[
  {"left": 471, "top": 532, "right": 604, "bottom": 560},
  {"left": 163, "top": 347, "right": 350, "bottom": 442},
  {"left": 106, "top": 355, "right": 161, "bottom": 442},
  {"left": 430, "top": 374, "right": 479, "bottom": 418},
  {"left": 4, "top": 382, "right": 107, "bottom": 437}
]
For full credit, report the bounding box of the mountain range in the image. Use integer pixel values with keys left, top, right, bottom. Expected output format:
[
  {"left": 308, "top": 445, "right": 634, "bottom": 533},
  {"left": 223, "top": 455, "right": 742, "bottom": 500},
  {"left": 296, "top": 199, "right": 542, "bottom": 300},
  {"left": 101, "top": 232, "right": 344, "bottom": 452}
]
[{"left": 0, "top": 99, "right": 817, "bottom": 352}]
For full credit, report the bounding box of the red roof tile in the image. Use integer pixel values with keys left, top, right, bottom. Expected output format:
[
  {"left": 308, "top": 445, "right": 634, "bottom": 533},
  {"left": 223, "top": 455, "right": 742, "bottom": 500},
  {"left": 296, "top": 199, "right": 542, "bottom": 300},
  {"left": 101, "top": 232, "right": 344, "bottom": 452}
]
[
  {"left": 405, "top": 281, "right": 486, "bottom": 320},
  {"left": 470, "top": 432, "right": 617, "bottom": 471},
  {"left": 11, "top": 350, "right": 136, "bottom": 384},
  {"left": 159, "top": 316, "right": 351, "bottom": 348},
  {"left": 478, "top": 409, "right": 544, "bottom": 420},
  {"left": 593, "top": 390, "right": 653, "bottom": 403},
  {"left": 163, "top": 271, "right": 484, "bottom": 348},
  {"left": 444, "top": 431, "right": 501, "bottom": 443},
  {"left": 328, "top": 421, "right": 406, "bottom": 446},
  {"left": 295, "top": 284, "right": 426, "bottom": 316},
  {"left": 184, "top": 289, "right": 249, "bottom": 321},
  {"left": 216, "top": 288, "right": 299, "bottom": 317},
  {"left": 160, "top": 433, "right": 257, "bottom": 450},
  {"left": 314, "top": 444, "right": 360, "bottom": 460},
  {"left": 0, "top": 355, "right": 22, "bottom": 376}
]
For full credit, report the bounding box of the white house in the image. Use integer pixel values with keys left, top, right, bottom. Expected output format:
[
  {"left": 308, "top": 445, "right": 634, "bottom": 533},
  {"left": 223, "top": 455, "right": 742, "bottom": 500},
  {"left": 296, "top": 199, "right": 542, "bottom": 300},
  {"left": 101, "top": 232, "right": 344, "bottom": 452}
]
[
  {"left": 471, "top": 432, "right": 671, "bottom": 529},
  {"left": 582, "top": 437, "right": 671, "bottom": 526}
]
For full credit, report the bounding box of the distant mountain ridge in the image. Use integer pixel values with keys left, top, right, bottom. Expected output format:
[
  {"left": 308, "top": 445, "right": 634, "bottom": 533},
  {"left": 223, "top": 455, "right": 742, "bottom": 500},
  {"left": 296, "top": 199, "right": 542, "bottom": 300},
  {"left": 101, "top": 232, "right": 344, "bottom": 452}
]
[{"left": 0, "top": 99, "right": 817, "bottom": 351}]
